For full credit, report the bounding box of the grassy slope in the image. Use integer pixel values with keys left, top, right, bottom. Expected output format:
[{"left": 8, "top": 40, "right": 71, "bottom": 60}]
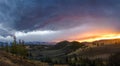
[
  {"left": 68, "top": 44, "right": 120, "bottom": 59},
  {"left": 0, "top": 50, "right": 49, "bottom": 66},
  {"left": 32, "top": 44, "right": 72, "bottom": 58}
]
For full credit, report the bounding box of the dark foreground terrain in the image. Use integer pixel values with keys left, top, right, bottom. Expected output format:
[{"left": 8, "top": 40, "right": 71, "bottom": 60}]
[
  {"left": 28, "top": 40, "right": 120, "bottom": 66},
  {"left": 0, "top": 50, "right": 50, "bottom": 66},
  {"left": 0, "top": 39, "right": 120, "bottom": 66}
]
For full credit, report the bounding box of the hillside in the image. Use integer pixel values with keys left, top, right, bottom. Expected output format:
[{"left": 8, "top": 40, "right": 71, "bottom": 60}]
[
  {"left": 68, "top": 44, "right": 120, "bottom": 59},
  {"left": 0, "top": 51, "right": 49, "bottom": 66},
  {"left": 30, "top": 39, "right": 120, "bottom": 59},
  {"left": 27, "top": 39, "right": 120, "bottom": 66},
  {"left": 30, "top": 41, "right": 84, "bottom": 59}
]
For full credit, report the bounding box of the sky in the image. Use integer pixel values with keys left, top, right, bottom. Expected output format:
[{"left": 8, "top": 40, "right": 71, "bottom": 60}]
[{"left": 0, "top": 0, "right": 120, "bottom": 42}]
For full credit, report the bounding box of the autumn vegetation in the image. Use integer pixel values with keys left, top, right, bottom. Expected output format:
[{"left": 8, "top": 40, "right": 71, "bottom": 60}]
[{"left": 0, "top": 38, "right": 120, "bottom": 66}]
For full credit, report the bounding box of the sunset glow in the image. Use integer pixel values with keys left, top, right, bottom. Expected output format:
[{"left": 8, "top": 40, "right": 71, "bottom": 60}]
[
  {"left": 78, "top": 34, "right": 120, "bottom": 42},
  {"left": 0, "top": 0, "right": 120, "bottom": 42}
]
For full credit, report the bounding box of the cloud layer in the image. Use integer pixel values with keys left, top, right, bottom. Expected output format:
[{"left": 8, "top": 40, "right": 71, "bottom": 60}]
[{"left": 0, "top": 0, "right": 120, "bottom": 42}]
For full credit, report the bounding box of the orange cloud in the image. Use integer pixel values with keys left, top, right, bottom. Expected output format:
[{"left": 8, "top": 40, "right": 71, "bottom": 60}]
[{"left": 65, "top": 29, "right": 120, "bottom": 42}]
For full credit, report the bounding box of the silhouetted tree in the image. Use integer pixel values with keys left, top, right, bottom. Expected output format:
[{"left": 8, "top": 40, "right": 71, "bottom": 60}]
[{"left": 11, "top": 36, "right": 17, "bottom": 54}]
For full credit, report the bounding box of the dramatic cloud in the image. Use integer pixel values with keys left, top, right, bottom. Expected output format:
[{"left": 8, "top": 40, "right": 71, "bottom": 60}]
[{"left": 0, "top": 0, "right": 120, "bottom": 42}]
